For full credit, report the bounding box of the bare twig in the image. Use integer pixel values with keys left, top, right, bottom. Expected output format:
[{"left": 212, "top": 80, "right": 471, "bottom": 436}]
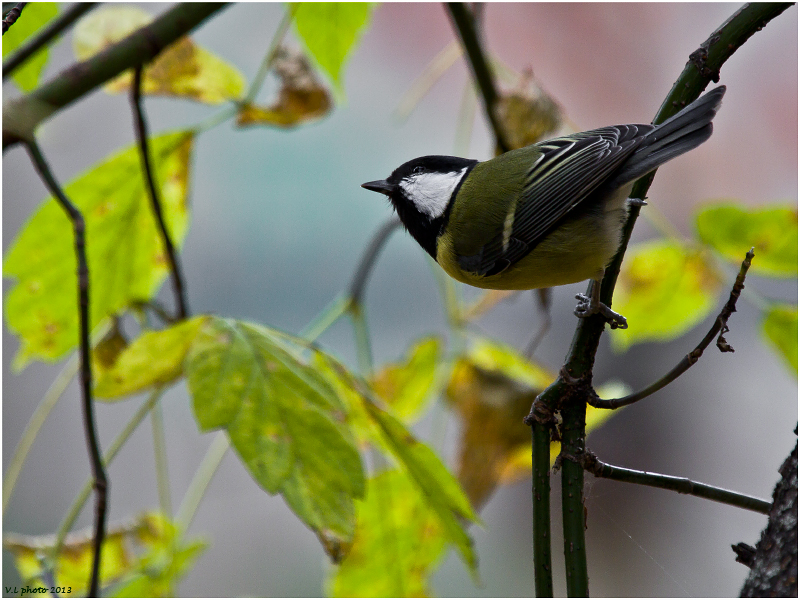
[
  {"left": 348, "top": 215, "right": 402, "bottom": 305},
  {"left": 583, "top": 452, "right": 772, "bottom": 514},
  {"left": 130, "top": 66, "right": 189, "bottom": 320},
  {"left": 2, "top": 2, "right": 26, "bottom": 35},
  {"left": 589, "top": 248, "right": 754, "bottom": 409},
  {"left": 3, "top": 3, "right": 96, "bottom": 74},
  {"left": 445, "top": 2, "right": 510, "bottom": 153},
  {"left": 24, "top": 139, "right": 107, "bottom": 597}
]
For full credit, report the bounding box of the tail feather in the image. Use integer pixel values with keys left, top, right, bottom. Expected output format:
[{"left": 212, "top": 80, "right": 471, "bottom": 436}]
[{"left": 611, "top": 86, "right": 725, "bottom": 186}]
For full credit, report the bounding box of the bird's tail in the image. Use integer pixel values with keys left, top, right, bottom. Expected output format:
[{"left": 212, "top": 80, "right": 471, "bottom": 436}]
[{"left": 611, "top": 85, "right": 726, "bottom": 186}]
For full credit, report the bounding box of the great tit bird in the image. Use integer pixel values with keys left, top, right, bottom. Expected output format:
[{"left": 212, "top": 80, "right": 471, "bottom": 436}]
[{"left": 362, "top": 86, "right": 726, "bottom": 329}]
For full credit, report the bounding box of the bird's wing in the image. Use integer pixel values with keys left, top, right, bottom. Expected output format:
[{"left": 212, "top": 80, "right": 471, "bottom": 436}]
[{"left": 456, "top": 125, "right": 652, "bottom": 277}]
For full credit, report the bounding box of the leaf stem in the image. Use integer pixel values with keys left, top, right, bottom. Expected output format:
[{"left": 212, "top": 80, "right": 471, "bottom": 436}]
[
  {"left": 299, "top": 294, "right": 350, "bottom": 343},
  {"left": 151, "top": 401, "right": 172, "bottom": 517},
  {"left": 25, "top": 137, "right": 106, "bottom": 598},
  {"left": 131, "top": 65, "right": 190, "bottom": 320},
  {"left": 176, "top": 431, "right": 230, "bottom": 532},
  {"left": 243, "top": 3, "right": 297, "bottom": 105},
  {"left": 3, "top": 354, "right": 78, "bottom": 513}
]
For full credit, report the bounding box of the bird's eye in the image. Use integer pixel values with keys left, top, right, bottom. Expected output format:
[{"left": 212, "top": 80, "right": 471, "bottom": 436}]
[{"left": 412, "top": 166, "right": 424, "bottom": 174}]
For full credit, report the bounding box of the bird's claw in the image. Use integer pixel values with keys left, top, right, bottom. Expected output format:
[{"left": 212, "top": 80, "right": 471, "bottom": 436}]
[{"left": 574, "top": 293, "right": 628, "bottom": 329}]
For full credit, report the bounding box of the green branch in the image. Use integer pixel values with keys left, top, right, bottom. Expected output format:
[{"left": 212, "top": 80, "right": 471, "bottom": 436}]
[
  {"left": 445, "top": 2, "right": 510, "bottom": 153},
  {"left": 583, "top": 453, "right": 772, "bottom": 514},
  {"left": 3, "top": 2, "right": 229, "bottom": 149},
  {"left": 527, "top": 4, "right": 793, "bottom": 596}
]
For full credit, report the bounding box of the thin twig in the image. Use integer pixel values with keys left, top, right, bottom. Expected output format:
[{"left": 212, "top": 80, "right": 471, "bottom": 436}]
[
  {"left": 24, "top": 139, "right": 107, "bottom": 597},
  {"left": 3, "top": 3, "right": 95, "bottom": 74},
  {"left": 2, "top": 2, "right": 26, "bottom": 35},
  {"left": 348, "top": 215, "right": 402, "bottom": 305},
  {"left": 583, "top": 452, "right": 772, "bottom": 514},
  {"left": 49, "top": 389, "right": 163, "bottom": 576},
  {"left": 445, "top": 2, "right": 510, "bottom": 153},
  {"left": 130, "top": 66, "right": 189, "bottom": 320},
  {"left": 589, "top": 248, "right": 754, "bottom": 409}
]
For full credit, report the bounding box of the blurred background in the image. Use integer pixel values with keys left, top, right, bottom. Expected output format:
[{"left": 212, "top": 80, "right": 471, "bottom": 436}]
[{"left": 3, "top": 3, "right": 797, "bottom": 596}]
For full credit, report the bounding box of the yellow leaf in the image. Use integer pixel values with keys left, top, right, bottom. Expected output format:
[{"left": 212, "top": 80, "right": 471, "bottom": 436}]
[
  {"left": 611, "top": 241, "right": 723, "bottom": 351},
  {"left": 73, "top": 6, "right": 244, "bottom": 104},
  {"left": 370, "top": 337, "right": 442, "bottom": 422}
]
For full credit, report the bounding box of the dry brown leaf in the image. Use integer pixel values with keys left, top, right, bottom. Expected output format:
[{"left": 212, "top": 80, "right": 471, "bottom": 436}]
[
  {"left": 494, "top": 68, "right": 563, "bottom": 152},
  {"left": 237, "top": 47, "right": 332, "bottom": 128}
]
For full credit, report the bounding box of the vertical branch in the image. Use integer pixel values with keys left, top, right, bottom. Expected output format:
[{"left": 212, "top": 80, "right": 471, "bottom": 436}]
[
  {"left": 531, "top": 419, "right": 554, "bottom": 596},
  {"left": 445, "top": 2, "right": 511, "bottom": 153},
  {"left": 130, "top": 65, "right": 189, "bottom": 320},
  {"left": 560, "top": 396, "right": 588, "bottom": 596},
  {"left": 25, "top": 139, "right": 107, "bottom": 597}
]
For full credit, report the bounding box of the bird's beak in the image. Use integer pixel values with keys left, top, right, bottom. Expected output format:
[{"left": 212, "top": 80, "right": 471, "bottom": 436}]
[{"left": 361, "top": 179, "right": 396, "bottom": 195}]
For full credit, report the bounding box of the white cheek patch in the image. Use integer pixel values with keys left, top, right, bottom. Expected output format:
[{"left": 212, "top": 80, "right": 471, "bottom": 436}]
[{"left": 399, "top": 167, "right": 468, "bottom": 219}]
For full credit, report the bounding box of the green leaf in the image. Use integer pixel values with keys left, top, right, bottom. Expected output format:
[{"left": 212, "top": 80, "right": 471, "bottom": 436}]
[
  {"left": 696, "top": 203, "right": 798, "bottom": 277},
  {"left": 363, "top": 400, "right": 479, "bottom": 575},
  {"left": 610, "top": 241, "right": 722, "bottom": 351},
  {"left": 327, "top": 469, "right": 448, "bottom": 597},
  {"left": 2, "top": 2, "right": 59, "bottom": 92},
  {"left": 4, "top": 131, "right": 193, "bottom": 368},
  {"left": 762, "top": 304, "right": 798, "bottom": 375},
  {"left": 293, "top": 2, "right": 373, "bottom": 91},
  {"left": 94, "top": 316, "right": 207, "bottom": 400},
  {"left": 185, "top": 317, "right": 365, "bottom": 556},
  {"left": 73, "top": 6, "right": 245, "bottom": 103},
  {"left": 371, "top": 337, "right": 442, "bottom": 422}
]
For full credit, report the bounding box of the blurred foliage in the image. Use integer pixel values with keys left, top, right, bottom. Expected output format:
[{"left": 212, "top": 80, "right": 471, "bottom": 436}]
[
  {"left": 292, "top": 2, "right": 374, "bottom": 93},
  {"left": 4, "top": 513, "right": 206, "bottom": 598},
  {"left": 327, "top": 469, "right": 447, "bottom": 597},
  {"left": 611, "top": 240, "right": 722, "bottom": 351},
  {"left": 73, "top": 5, "right": 245, "bottom": 103},
  {"left": 370, "top": 336, "right": 442, "bottom": 422},
  {"left": 762, "top": 304, "right": 798, "bottom": 374},
  {"left": 2, "top": 2, "right": 58, "bottom": 92},
  {"left": 696, "top": 203, "right": 797, "bottom": 277}
]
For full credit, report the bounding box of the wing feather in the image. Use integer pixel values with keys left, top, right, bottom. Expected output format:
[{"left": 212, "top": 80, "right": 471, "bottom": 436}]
[{"left": 457, "top": 125, "right": 653, "bottom": 276}]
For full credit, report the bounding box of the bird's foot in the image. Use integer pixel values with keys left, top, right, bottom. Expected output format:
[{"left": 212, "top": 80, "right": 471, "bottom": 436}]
[{"left": 574, "top": 293, "right": 628, "bottom": 329}]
